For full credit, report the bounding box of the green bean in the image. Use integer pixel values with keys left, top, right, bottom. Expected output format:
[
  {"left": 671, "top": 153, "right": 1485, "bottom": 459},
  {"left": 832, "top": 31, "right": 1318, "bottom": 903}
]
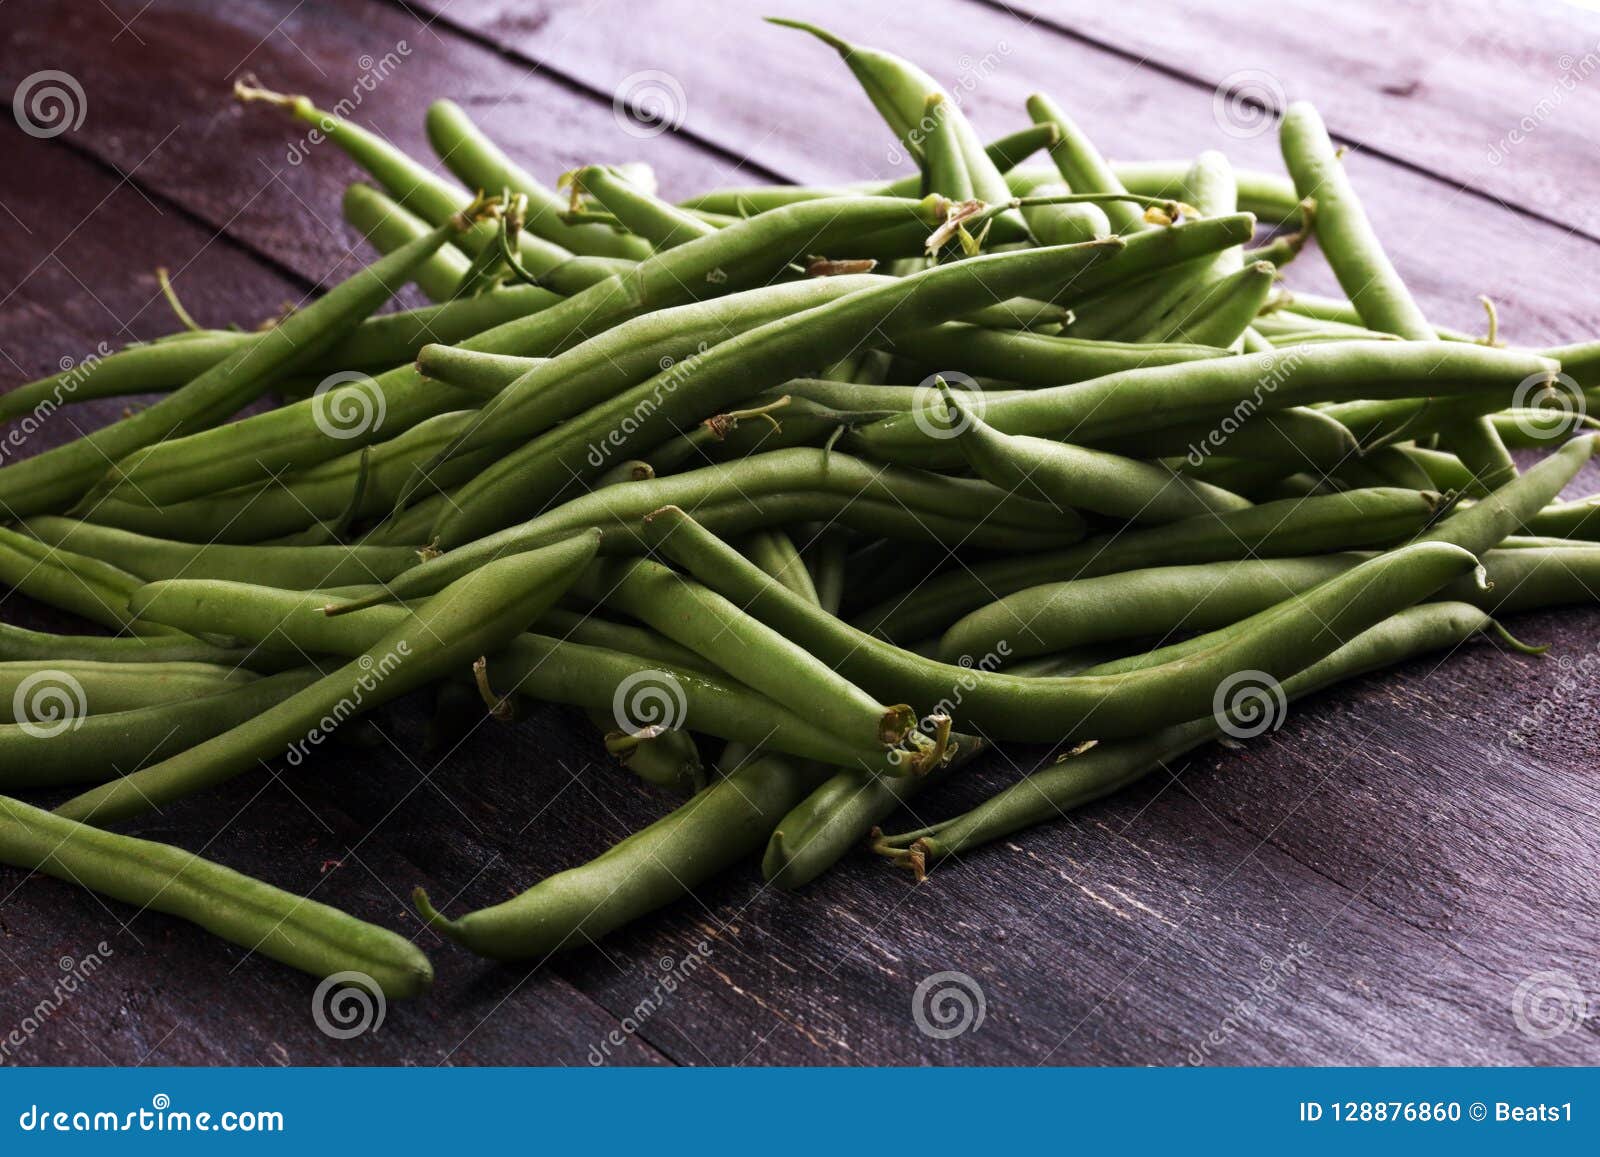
[
  {"left": 1280, "top": 101, "right": 1517, "bottom": 489},
  {"left": 237, "top": 81, "right": 573, "bottom": 278},
  {"left": 1251, "top": 310, "right": 1399, "bottom": 344},
  {"left": 0, "top": 527, "right": 187, "bottom": 638},
  {"left": 565, "top": 164, "right": 713, "bottom": 251},
  {"left": 1148, "top": 260, "right": 1277, "bottom": 349},
  {"left": 1277, "top": 292, "right": 1479, "bottom": 342},
  {"left": 22, "top": 517, "right": 416, "bottom": 589},
  {"left": 1027, "top": 93, "right": 1150, "bottom": 235},
  {"left": 806, "top": 528, "right": 847, "bottom": 617},
  {"left": 939, "top": 555, "right": 1361, "bottom": 664},
  {"left": 1100, "top": 407, "right": 1359, "bottom": 471},
  {"left": 880, "top": 322, "right": 1223, "bottom": 384},
  {"left": 575, "top": 555, "right": 917, "bottom": 750},
  {"left": 1, "top": 215, "right": 476, "bottom": 519},
  {"left": 1399, "top": 446, "right": 1476, "bottom": 492},
  {"left": 852, "top": 342, "right": 1557, "bottom": 467},
  {"left": 874, "top": 602, "right": 1505, "bottom": 870},
  {"left": 1524, "top": 495, "right": 1600, "bottom": 540},
  {"left": 534, "top": 607, "right": 715, "bottom": 675},
  {"left": 1109, "top": 160, "right": 1302, "bottom": 226},
  {"left": 0, "top": 621, "right": 265, "bottom": 668},
  {"left": 1451, "top": 547, "right": 1600, "bottom": 612},
  {"left": 415, "top": 347, "right": 541, "bottom": 397},
  {"left": 1009, "top": 171, "right": 1112, "bottom": 246},
  {"left": 431, "top": 241, "right": 1125, "bottom": 547},
  {"left": 852, "top": 486, "right": 1443, "bottom": 643},
  {"left": 82, "top": 410, "right": 504, "bottom": 546},
  {"left": 0, "top": 659, "right": 256, "bottom": 722},
  {"left": 645, "top": 505, "right": 1479, "bottom": 742},
  {"left": 773, "top": 20, "right": 1028, "bottom": 243},
  {"left": 0, "top": 669, "right": 320, "bottom": 789},
  {"left": 739, "top": 529, "right": 819, "bottom": 604},
  {"left": 1320, "top": 394, "right": 1506, "bottom": 450},
  {"left": 342, "top": 448, "right": 1080, "bottom": 609},
  {"left": 414, "top": 752, "right": 828, "bottom": 960},
  {"left": 426, "top": 274, "right": 881, "bottom": 468},
  {"left": 128, "top": 581, "right": 916, "bottom": 776},
  {"left": 55, "top": 530, "right": 603, "bottom": 826},
  {"left": 762, "top": 731, "right": 987, "bottom": 891},
  {"left": 424, "top": 100, "right": 652, "bottom": 260},
  {"left": 600, "top": 720, "right": 706, "bottom": 795},
  {"left": 938, "top": 384, "right": 1250, "bottom": 524},
  {"left": 0, "top": 793, "right": 432, "bottom": 995},
  {"left": 1413, "top": 435, "right": 1594, "bottom": 554},
  {"left": 1280, "top": 104, "right": 1430, "bottom": 340},
  {"left": 342, "top": 184, "right": 472, "bottom": 302}
]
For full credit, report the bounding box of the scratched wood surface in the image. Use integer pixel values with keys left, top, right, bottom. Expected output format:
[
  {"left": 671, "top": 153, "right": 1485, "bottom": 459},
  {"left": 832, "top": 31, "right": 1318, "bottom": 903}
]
[{"left": 0, "top": 0, "right": 1597, "bottom": 1066}]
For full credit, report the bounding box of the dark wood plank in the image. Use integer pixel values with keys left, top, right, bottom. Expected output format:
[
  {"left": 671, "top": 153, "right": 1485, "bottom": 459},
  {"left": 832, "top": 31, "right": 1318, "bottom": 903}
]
[{"left": 987, "top": 0, "right": 1600, "bottom": 243}]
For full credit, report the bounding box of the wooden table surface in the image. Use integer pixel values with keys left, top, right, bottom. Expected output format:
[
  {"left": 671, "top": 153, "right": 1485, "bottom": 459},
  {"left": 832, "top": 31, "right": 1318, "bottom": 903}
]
[{"left": 1, "top": 0, "right": 1598, "bottom": 1066}]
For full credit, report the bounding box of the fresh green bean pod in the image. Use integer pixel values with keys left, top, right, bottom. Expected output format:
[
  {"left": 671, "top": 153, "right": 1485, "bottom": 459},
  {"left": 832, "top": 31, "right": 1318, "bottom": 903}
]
[
  {"left": 342, "top": 184, "right": 473, "bottom": 301},
  {"left": 875, "top": 602, "right": 1505, "bottom": 869},
  {"left": 414, "top": 753, "right": 828, "bottom": 960},
  {"left": 852, "top": 486, "right": 1443, "bottom": 643},
  {"left": 0, "top": 793, "right": 433, "bottom": 996},
  {"left": 23, "top": 517, "right": 416, "bottom": 588},
  {"left": 431, "top": 241, "right": 1125, "bottom": 546},
  {"left": 0, "top": 659, "right": 256, "bottom": 723},
  {"left": 0, "top": 622, "right": 266, "bottom": 668},
  {"left": 645, "top": 506, "right": 1480, "bottom": 743},
  {"left": 566, "top": 164, "right": 714, "bottom": 251},
  {"left": 738, "top": 529, "right": 819, "bottom": 604},
  {"left": 851, "top": 342, "right": 1557, "bottom": 467},
  {"left": 425, "top": 100, "right": 652, "bottom": 259},
  {"left": 1027, "top": 93, "right": 1149, "bottom": 235},
  {"left": 939, "top": 555, "right": 1361, "bottom": 664},
  {"left": 0, "top": 669, "right": 320, "bottom": 789},
  {"left": 938, "top": 385, "right": 1250, "bottom": 524},
  {"left": 0, "top": 527, "right": 188, "bottom": 637},
  {"left": 128, "top": 582, "right": 917, "bottom": 777},
  {"left": 1523, "top": 495, "right": 1600, "bottom": 540},
  {"left": 56, "top": 531, "right": 603, "bottom": 826},
  {"left": 342, "top": 448, "right": 1081, "bottom": 609},
  {"left": 880, "top": 322, "right": 1224, "bottom": 384}
]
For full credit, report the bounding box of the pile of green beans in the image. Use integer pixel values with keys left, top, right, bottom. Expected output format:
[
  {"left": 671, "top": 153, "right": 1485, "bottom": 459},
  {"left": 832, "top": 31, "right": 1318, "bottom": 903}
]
[{"left": 2, "top": 20, "right": 1598, "bottom": 990}]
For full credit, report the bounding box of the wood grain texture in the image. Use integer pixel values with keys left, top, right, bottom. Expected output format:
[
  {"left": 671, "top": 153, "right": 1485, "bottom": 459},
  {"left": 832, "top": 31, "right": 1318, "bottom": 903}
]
[{"left": 0, "top": 0, "right": 1597, "bottom": 1067}]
